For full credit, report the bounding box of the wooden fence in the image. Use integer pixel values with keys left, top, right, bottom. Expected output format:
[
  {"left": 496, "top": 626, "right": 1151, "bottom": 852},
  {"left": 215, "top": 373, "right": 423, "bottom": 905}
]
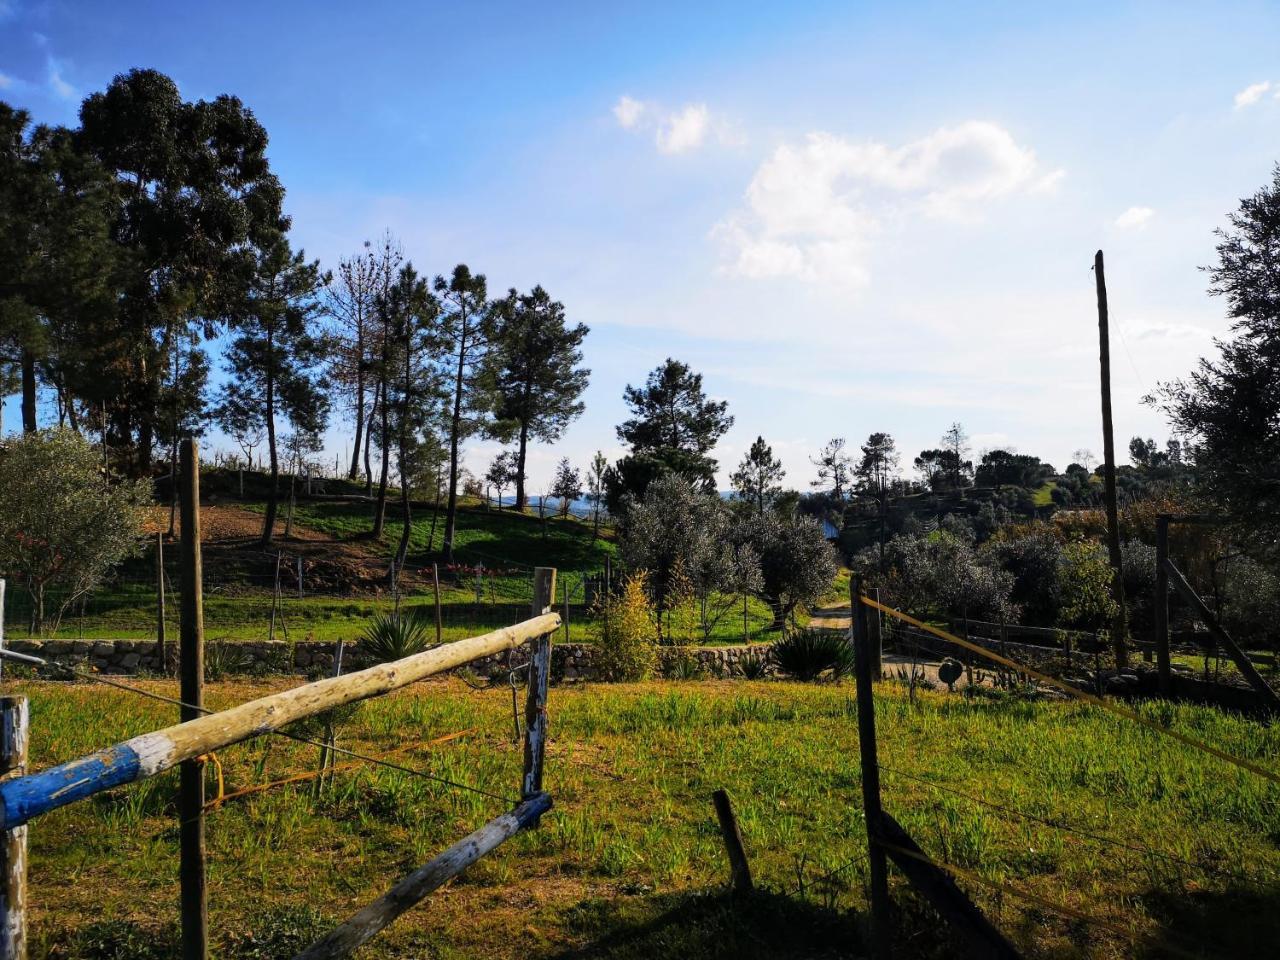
[{"left": 0, "top": 439, "right": 562, "bottom": 960}]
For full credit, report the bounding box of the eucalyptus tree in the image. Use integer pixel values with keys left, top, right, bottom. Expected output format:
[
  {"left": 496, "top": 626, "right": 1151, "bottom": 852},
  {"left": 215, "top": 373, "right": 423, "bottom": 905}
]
[
  {"left": 435, "top": 264, "right": 494, "bottom": 562},
  {"left": 216, "top": 235, "right": 330, "bottom": 545},
  {"left": 484, "top": 285, "right": 589, "bottom": 511}
]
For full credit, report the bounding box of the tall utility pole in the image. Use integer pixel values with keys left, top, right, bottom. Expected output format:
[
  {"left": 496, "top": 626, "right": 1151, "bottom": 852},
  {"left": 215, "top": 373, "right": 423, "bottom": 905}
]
[{"left": 1094, "top": 250, "right": 1129, "bottom": 669}]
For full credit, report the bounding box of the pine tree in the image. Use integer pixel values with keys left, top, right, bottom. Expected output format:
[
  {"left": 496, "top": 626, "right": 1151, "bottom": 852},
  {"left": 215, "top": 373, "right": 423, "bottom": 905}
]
[
  {"left": 810, "top": 438, "right": 853, "bottom": 501},
  {"left": 731, "top": 436, "right": 785, "bottom": 516},
  {"left": 485, "top": 285, "right": 589, "bottom": 511}
]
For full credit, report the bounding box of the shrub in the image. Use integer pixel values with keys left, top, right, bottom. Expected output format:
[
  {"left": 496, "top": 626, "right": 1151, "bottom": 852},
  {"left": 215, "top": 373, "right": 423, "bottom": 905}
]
[
  {"left": 205, "top": 642, "right": 249, "bottom": 680},
  {"left": 739, "top": 649, "right": 769, "bottom": 680},
  {"left": 595, "top": 573, "right": 658, "bottom": 681},
  {"left": 771, "top": 629, "right": 854, "bottom": 682},
  {"left": 663, "top": 648, "right": 707, "bottom": 680},
  {"left": 360, "top": 610, "right": 432, "bottom": 662}
]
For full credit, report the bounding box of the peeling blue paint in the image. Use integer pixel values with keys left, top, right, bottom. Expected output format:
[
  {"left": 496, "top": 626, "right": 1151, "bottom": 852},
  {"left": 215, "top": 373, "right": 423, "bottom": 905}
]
[{"left": 0, "top": 745, "right": 141, "bottom": 829}]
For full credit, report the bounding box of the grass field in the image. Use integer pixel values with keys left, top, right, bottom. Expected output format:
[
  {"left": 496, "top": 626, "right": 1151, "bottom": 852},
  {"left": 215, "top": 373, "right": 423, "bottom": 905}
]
[{"left": 14, "top": 675, "right": 1280, "bottom": 958}]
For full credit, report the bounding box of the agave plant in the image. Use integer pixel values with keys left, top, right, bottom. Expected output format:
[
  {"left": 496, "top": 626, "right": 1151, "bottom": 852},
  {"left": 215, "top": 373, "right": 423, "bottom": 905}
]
[
  {"left": 360, "top": 610, "right": 433, "bottom": 663},
  {"left": 739, "top": 649, "right": 770, "bottom": 680},
  {"left": 770, "top": 628, "right": 855, "bottom": 682}
]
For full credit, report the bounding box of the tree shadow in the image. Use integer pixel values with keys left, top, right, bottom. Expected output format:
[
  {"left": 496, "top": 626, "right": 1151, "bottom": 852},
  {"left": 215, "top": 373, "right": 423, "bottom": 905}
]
[
  {"left": 1131, "top": 878, "right": 1280, "bottom": 959},
  {"left": 548, "top": 889, "right": 863, "bottom": 960}
]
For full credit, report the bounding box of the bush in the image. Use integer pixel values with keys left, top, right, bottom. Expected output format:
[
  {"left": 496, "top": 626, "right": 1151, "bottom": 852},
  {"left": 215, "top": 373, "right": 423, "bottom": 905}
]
[
  {"left": 594, "top": 573, "right": 658, "bottom": 681},
  {"left": 360, "top": 610, "right": 432, "bottom": 662},
  {"left": 771, "top": 629, "right": 854, "bottom": 682}
]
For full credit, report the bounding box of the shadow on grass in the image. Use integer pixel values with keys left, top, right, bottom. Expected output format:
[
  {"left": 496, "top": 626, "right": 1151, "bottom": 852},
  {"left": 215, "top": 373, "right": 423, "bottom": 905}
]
[
  {"left": 1133, "top": 879, "right": 1280, "bottom": 959},
  {"left": 550, "top": 889, "right": 863, "bottom": 960}
]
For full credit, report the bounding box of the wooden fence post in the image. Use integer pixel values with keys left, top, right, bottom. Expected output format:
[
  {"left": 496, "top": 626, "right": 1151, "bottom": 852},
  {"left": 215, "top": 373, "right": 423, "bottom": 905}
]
[
  {"left": 1094, "top": 250, "right": 1129, "bottom": 669},
  {"left": 0, "top": 579, "right": 6, "bottom": 684},
  {"left": 0, "top": 696, "right": 28, "bottom": 960},
  {"left": 155, "top": 533, "right": 167, "bottom": 674},
  {"left": 1155, "top": 515, "right": 1170, "bottom": 694},
  {"left": 711, "top": 788, "right": 753, "bottom": 893},
  {"left": 852, "top": 576, "right": 892, "bottom": 958},
  {"left": 523, "top": 568, "right": 556, "bottom": 801},
  {"left": 868, "top": 586, "right": 883, "bottom": 679},
  {"left": 178, "top": 438, "right": 208, "bottom": 960},
  {"left": 432, "top": 563, "right": 442, "bottom": 644}
]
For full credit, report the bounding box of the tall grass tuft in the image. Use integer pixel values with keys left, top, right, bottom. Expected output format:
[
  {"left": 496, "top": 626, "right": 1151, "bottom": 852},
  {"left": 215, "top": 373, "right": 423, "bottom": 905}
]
[{"left": 359, "top": 610, "right": 433, "bottom": 663}]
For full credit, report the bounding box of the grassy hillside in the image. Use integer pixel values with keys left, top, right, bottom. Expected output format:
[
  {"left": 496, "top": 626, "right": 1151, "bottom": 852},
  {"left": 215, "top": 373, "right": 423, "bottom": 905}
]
[{"left": 16, "top": 677, "right": 1280, "bottom": 958}]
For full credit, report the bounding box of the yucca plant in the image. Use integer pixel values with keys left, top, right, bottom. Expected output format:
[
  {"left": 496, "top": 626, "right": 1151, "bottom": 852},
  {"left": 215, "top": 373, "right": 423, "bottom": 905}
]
[
  {"left": 770, "top": 629, "right": 854, "bottom": 682},
  {"left": 739, "top": 649, "right": 770, "bottom": 680},
  {"left": 359, "top": 610, "right": 433, "bottom": 663}
]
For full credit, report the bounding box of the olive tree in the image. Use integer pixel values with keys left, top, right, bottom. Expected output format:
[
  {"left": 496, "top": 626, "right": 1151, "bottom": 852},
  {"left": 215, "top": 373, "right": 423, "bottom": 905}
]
[
  {"left": 740, "top": 513, "right": 839, "bottom": 631},
  {"left": 0, "top": 429, "right": 149, "bottom": 633}
]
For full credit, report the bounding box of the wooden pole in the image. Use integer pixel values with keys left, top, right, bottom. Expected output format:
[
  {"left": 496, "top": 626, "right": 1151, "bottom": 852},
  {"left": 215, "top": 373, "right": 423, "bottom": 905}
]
[
  {"left": 0, "top": 580, "right": 6, "bottom": 684},
  {"left": 178, "top": 438, "right": 207, "bottom": 960},
  {"left": 432, "top": 563, "right": 442, "bottom": 644},
  {"left": 562, "top": 575, "right": 570, "bottom": 644},
  {"left": 1155, "top": 515, "right": 1171, "bottom": 693},
  {"left": 877, "top": 814, "right": 1022, "bottom": 960},
  {"left": 1094, "top": 250, "right": 1129, "bottom": 669},
  {"left": 0, "top": 613, "right": 562, "bottom": 829},
  {"left": 296, "top": 792, "right": 552, "bottom": 960},
  {"left": 155, "top": 533, "right": 166, "bottom": 674},
  {"left": 868, "top": 586, "right": 883, "bottom": 679},
  {"left": 523, "top": 567, "right": 556, "bottom": 799},
  {"left": 0, "top": 697, "right": 28, "bottom": 960},
  {"left": 298, "top": 554, "right": 304, "bottom": 600},
  {"left": 711, "top": 788, "right": 753, "bottom": 892},
  {"left": 852, "top": 576, "right": 892, "bottom": 958}
]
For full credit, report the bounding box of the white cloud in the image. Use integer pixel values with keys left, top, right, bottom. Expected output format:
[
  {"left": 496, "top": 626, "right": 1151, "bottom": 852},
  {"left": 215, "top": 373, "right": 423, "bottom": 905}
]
[
  {"left": 656, "top": 103, "right": 709, "bottom": 154},
  {"left": 0, "top": 72, "right": 12, "bottom": 89},
  {"left": 613, "top": 95, "right": 734, "bottom": 155},
  {"left": 1114, "top": 205, "right": 1154, "bottom": 229},
  {"left": 1233, "top": 81, "right": 1271, "bottom": 109},
  {"left": 46, "top": 57, "right": 73, "bottom": 100},
  {"left": 612, "top": 95, "right": 644, "bottom": 129},
  {"left": 715, "top": 121, "right": 1061, "bottom": 285}
]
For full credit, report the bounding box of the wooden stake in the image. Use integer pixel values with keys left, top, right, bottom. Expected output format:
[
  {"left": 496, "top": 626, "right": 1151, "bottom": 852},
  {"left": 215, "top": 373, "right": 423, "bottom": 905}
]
[
  {"left": 852, "top": 576, "right": 892, "bottom": 958},
  {"left": 178, "top": 438, "right": 207, "bottom": 960},
  {"left": 0, "top": 580, "right": 6, "bottom": 684},
  {"left": 868, "top": 586, "right": 883, "bottom": 679},
  {"left": 155, "top": 533, "right": 166, "bottom": 674},
  {"left": 562, "top": 575, "right": 570, "bottom": 644},
  {"left": 0, "top": 696, "right": 28, "bottom": 960},
  {"left": 711, "top": 788, "right": 753, "bottom": 892},
  {"left": 432, "top": 563, "right": 442, "bottom": 644},
  {"left": 1154, "top": 515, "right": 1170, "bottom": 693},
  {"left": 1094, "top": 250, "right": 1129, "bottom": 669}
]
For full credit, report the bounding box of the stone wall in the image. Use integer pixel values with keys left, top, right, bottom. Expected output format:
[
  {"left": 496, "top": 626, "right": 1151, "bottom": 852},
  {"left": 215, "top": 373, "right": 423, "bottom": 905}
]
[{"left": 5, "top": 638, "right": 775, "bottom": 682}]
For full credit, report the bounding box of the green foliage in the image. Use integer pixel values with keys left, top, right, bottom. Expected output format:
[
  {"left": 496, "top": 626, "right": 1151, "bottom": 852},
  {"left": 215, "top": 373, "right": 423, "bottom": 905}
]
[
  {"left": 225, "top": 906, "right": 333, "bottom": 958},
  {"left": 0, "top": 429, "right": 148, "bottom": 633},
  {"left": 731, "top": 435, "right": 785, "bottom": 516},
  {"left": 360, "top": 610, "right": 433, "bottom": 662},
  {"left": 770, "top": 628, "right": 854, "bottom": 681},
  {"left": 595, "top": 573, "right": 658, "bottom": 681},
  {"left": 741, "top": 512, "right": 840, "bottom": 629},
  {"left": 57, "top": 918, "right": 177, "bottom": 959},
  {"left": 739, "top": 648, "right": 770, "bottom": 680},
  {"left": 1058, "top": 541, "right": 1119, "bottom": 631},
  {"left": 206, "top": 642, "right": 251, "bottom": 681},
  {"left": 878, "top": 529, "right": 1013, "bottom": 621}
]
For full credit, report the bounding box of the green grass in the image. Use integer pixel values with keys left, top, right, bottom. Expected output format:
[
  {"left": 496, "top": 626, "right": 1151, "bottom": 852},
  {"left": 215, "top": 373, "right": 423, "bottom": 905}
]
[
  {"left": 14, "top": 677, "right": 1280, "bottom": 958},
  {"left": 1032, "top": 481, "right": 1057, "bottom": 507}
]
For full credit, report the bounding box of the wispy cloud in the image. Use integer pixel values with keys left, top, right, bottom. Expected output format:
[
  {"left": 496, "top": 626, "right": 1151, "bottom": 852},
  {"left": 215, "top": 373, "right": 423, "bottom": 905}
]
[
  {"left": 0, "top": 72, "right": 13, "bottom": 90},
  {"left": 714, "top": 121, "right": 1061, "bottom": 285},
  {"left": 1233, "top": 80, "right": 1271, "bottom": 109},
  {"left": 46, "top": 55, "right": 74, "bottom": 100},
  {"left": 1114, "top": 206, "right": 1154, "bottom": 229},
  {"left": 611, "top": 95, "right": 737, "bottom": 155}
]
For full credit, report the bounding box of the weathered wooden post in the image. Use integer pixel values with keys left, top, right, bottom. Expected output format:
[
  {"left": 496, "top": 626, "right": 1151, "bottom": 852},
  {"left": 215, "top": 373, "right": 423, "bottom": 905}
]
[
  {"left": 711, "top": 788, "right": 753, "bottom": 893},
  {"left": 0, "top": 696, "right": 28, "bottom": 960},
  {"left": 155, "top": 533, "right": 167, "bottom": 673},
  {"left": 868, "top": 586, "right": 883, "bottom": 679},
  {"left": 432, "top": 563, "right": 442, "bottom": 644},
  {"left": 523, "top": 568, "right": 556, "bottom": 800},
  {"left": 1155, "top": 515, "right": 1171, "bottom": 694},
  {"left": 0, "top": 579, "right": 6, "bottom": 683},
  {"left": 178, "top": 438, "right": 208, "bottom": 960},
  {"left": 297, "top": 554, "right": 304, "bottom": 600},
  {"left": 1094, "top": 250, "right": 1129, "bottom": 669},
  {"left": 852, "top": 576, "right": 892, "bottom": 958}
]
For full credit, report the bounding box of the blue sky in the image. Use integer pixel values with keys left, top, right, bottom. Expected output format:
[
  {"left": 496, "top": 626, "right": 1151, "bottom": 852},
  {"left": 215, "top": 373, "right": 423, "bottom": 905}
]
[{"left": 3, "top": 1, "right": 1279, "bottom": 489}]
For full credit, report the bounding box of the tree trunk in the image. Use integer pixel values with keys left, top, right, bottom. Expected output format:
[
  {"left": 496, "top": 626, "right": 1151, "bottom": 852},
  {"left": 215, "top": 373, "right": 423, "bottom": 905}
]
[
  {"left": 363, "top": 383, "right": 377, "bottom": 496},
  {"left": 443, "top": 342, "right": 466, "bottom": 564},
  {"left": 261, "top": 365, "right": 279, "bottom": 547},
  {"left": 32, "top": 582, "right": 44, "bottom": 636},
  {"left": 515, "top": 421, "right": 529, "bottom": 511},
  {"left": 373, "top": 375, "right": 390, "bottom": 539},
  {"left": 349, "top": 343, "right": 365, "bottom": 481},
  {"left": 428, "top": 470, "right": 442, "bottom": 555},
  {"left": 20, "top": 348, "right": 36, "bottom": 433}
]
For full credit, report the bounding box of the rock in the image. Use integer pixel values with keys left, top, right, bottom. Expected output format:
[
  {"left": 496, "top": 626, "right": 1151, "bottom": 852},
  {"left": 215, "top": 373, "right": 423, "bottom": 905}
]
[{"left": 119, "top": 653, "right": 141, "bottom": 669}]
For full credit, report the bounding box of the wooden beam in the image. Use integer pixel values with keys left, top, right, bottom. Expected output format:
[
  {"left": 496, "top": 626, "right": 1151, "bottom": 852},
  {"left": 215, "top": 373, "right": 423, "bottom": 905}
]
[
  {"left": 1164, "top": 558, "right": 1280, "bottom": 711},
  {"left": 295, "top": 792, "right": 553, "bottom": 959},
  {"left": 178, "top": 438, "right": 207, "bottom": 960},
  {"left": 711, "top": 788, "right": 753, "bottom": 892},
  {"left": 0, "top": 697, "right": 28, "bottom": 960},
  {"left": 852, "top": 577, "right": 892, "bottom": 959},
  {"left": 1094, "top": 250, "right": 1129, "bottom": 669},
  {"left": 877, "top": 813, "right": 1022, "bottom": 960},
  {"left": 0, "top": 613, "right": 561, "bottom": 830}
]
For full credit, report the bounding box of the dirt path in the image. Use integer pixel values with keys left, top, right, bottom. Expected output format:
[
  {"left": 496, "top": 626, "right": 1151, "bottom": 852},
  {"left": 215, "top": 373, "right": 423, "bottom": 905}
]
[{"left": 808, "top": 601, "right": 992, "bottom": 690}]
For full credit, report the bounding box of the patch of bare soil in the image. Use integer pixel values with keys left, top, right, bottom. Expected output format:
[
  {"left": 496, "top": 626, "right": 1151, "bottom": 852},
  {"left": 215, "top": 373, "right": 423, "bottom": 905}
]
[{"left": 142, "top": 504, "right": 390, "bottom": 595}]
